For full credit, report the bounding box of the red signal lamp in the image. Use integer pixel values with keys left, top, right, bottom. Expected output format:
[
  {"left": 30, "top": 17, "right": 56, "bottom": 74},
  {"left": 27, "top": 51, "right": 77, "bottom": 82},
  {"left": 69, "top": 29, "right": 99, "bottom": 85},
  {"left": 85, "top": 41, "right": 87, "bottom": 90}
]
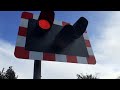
[
  {"left": 38, "top": 11, "right": 55, "bottom": 31},
  {"left": 39, "top": 19, "right": 51, "bottom": 30}
]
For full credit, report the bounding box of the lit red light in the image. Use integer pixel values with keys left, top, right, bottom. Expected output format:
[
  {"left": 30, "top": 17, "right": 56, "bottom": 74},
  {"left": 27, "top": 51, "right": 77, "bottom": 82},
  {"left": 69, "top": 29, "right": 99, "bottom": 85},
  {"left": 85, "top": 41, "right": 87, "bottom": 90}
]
[{"left": 39, "top": 19, "right": 50, "bottom": 30}]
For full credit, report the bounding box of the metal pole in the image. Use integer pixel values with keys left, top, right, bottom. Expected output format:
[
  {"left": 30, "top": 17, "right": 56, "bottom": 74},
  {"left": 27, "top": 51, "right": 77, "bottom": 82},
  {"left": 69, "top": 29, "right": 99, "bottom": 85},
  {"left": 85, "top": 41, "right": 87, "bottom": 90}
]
[{"left": 33, "top": 60, "right": 41, "bottom": 79}]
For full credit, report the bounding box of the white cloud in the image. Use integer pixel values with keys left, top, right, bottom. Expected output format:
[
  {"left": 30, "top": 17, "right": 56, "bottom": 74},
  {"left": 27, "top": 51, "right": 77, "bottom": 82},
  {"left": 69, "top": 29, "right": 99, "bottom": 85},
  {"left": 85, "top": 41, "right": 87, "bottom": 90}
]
[
  {"left": 93, "top": 11, "right": 120, "bottom": 65},
  {"left": 0, "top": 39, "right": 34, "bottom": 79}
]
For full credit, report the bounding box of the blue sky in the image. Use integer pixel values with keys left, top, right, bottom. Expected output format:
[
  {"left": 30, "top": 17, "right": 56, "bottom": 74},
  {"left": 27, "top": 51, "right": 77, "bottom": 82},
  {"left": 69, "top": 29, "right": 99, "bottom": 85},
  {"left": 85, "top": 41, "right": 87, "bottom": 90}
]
[{"left": 0, "top": 11, "right": 120, "bottom": 79}]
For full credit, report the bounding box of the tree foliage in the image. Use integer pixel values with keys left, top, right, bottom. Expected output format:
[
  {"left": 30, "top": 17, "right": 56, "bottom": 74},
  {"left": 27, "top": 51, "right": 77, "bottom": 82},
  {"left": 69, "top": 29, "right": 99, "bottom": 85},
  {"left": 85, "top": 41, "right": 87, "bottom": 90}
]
[
  {"left": 77, "top": 73, "right": 99, "bottom": 79},
  {"left": 0, "top": 66, "right": 18, "bottom": 79}
]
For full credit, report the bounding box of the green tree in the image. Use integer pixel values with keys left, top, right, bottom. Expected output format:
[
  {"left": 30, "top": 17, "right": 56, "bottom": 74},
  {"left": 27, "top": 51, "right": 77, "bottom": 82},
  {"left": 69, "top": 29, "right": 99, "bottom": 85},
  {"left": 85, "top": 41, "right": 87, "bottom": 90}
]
[
  {"left": 77, "top": 73, "right": 99, "bottom": 79},
  {"left": 0, "top": 66, "right": 18, "bottom": 79}
]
